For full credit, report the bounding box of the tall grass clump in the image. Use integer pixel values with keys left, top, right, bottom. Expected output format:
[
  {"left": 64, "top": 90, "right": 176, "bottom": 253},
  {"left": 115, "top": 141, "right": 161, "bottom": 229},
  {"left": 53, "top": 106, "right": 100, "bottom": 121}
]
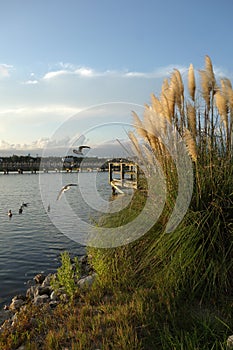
[
  {"left": 51, "top": 251, "right": 80, "bottom": 298},
  {"left": 90, "top": 55, "right": 233, "bottom": 304}
]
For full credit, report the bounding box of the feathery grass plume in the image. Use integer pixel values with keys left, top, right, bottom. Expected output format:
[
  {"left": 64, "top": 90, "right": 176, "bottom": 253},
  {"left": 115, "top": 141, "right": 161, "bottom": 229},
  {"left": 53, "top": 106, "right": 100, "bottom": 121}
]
[
  {"left": 186, "top": 103, "right": 197, "bottom": 137},
  {"left": 151, "top": 93, "right": 164, "bottom": 115},
  {"left": 170, "top": 70, "right": 183, "bottom": 114},
  {"left": 215, "top": 90, "right": 228, "bottom": 132},
  {"left": 132, "top": 111, "right": 148, "bottom": 140},
  {"left": 140, "top": 107, "right": 160, "bottom": 150},
  {"left": 205, "top": 55, "right": 216, "bottom": 90},
  {"left": 166, "top": 83, "right": 175, "bottom": 121},
  {"left": 142, "top": 144, "right": 156, "bottom": 166},
  {"left": 183, "top": 128, "right": 197, "bottom": 162},
  {"left": 175, "top": 69, "right": 184, "bottom": 113},
  {"left": 144, "top": 108, "right": 167, "bottom": 138},
  {"left": 188, "top": 63, "right": 196, "bottom": 101},
  {"left": 128, "top": 131, "right": 143, "bottom": 159},
  {"left": 142, "top": 108, "right": 168, "bottom": 156},
  {"left": 226, "top": 87, "right": 233, "bottom": 148},
  {"left": 220, "top": 78, "right": 232, "bottom": 98},
  {"left": 160, "top": 92, "right": 172, "bottom": 122},
  {"left": 161, "top": 78, "right": 169, "bottom": 95},
  {"left": 174, "top": 69, "right": 184, "bottom": 97},
  {"left": 199, "top": 70, "right": 211, "bottom": 111}
]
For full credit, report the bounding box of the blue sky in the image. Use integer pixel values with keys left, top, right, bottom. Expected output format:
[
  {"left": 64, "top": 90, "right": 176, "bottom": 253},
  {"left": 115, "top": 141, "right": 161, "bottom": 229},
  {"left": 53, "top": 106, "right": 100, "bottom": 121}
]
[{"left": 0, "top": 0, "right": 233, "bottom": 156}]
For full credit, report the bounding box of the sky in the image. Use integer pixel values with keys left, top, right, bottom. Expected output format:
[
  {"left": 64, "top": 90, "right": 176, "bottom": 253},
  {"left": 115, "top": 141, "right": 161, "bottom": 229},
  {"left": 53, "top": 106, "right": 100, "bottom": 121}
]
[{"left": 0, "top": 0, "right": 233, "bottom": 157}]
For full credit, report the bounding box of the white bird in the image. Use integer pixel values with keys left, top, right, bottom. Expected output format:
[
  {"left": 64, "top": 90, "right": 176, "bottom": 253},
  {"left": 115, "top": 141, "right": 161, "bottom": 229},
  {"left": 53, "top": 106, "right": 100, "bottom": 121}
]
[
  {"left": 56, "top": 184, "right": 77, "bottom": 201},
  {"left": 73, "top": 146, "right": 90, "bottom": 155}
]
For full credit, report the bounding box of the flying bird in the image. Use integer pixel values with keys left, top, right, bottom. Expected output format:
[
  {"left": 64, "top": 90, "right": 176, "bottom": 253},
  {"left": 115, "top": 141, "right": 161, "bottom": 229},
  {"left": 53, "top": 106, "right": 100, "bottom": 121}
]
[
  {"left": 56, "top": 183, "right": 78, "bottom": 201},
  {"left": 73, "top": 146, "right": 90, "bottom": 155},
  {"left": 21, "top": 202, "right": 29, "bottom": 207}
]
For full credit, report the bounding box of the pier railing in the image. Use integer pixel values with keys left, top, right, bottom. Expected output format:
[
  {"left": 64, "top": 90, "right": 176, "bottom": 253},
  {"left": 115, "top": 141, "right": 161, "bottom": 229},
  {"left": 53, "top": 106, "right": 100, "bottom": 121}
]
[{"left": 109, "top": 161, "right": 138, "bottom": 194}]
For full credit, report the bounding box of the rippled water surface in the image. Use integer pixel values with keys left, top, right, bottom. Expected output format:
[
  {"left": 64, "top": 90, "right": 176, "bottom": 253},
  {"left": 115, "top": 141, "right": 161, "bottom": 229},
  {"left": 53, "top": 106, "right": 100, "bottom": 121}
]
[{"left": 0, "top": 171, "right": 111, "bottom": 308}]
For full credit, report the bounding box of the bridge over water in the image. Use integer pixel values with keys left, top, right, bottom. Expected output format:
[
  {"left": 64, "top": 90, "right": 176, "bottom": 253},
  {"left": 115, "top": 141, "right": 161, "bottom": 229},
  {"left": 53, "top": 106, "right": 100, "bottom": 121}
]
[{"left": 0, "top": 156, "right": 112, "bottom": 174}]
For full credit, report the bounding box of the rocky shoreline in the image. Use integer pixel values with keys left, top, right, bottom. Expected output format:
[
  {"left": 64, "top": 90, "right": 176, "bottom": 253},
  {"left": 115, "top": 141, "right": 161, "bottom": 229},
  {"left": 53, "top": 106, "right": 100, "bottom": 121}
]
[{"left": 0, "top": 255, "right": 96, "bottom": 335}]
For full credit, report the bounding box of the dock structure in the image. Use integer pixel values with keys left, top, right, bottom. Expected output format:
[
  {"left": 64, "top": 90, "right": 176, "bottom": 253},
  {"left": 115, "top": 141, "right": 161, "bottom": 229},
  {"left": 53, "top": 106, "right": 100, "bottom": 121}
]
[{"left": 109, "top": 161, "right": 138, "bottom": 194}]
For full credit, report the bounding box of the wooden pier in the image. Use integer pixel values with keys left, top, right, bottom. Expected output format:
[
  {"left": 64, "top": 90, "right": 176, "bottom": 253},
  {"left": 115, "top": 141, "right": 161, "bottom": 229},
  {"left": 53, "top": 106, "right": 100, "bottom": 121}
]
[{"left": 109, "top": 161, "right": 138, "bottom": 194}]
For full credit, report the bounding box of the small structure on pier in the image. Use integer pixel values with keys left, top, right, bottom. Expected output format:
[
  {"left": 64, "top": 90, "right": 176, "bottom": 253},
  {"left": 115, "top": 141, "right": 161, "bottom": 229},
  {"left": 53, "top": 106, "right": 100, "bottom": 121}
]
[{"left": 109, "top": 161, "right": 139, "bottom": 194}]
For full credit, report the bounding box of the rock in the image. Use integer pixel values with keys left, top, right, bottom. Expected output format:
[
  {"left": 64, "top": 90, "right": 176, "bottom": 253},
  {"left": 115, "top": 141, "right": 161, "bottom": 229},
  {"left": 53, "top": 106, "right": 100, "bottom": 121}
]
[
  {"left": 13, "top": 294, "right": 26, "bottom": 301},
  {"left": 26, "top": 285, "right": 38, "bottom": 299},
  {"left": 49, "top": 301, "right": 58, "bottom": 308},
  {"left": 80, "top": 254, "right": 94, "bottom": 274},
  {"left": 79, "top": 255, "right": 88, "bottom": 264},
  {"left": 33, "top": 295, "right": 49, "bottom": 305},
  {"left": 77, "top": 273, "right": 97, "bottom": 289},
  {"left": 35, "top": 286, "right": 52, "bottom": 297},
  {"left": 41, "top": 274, "right": 53, "bottom": 287},
  {"left": 34, "top": 273, "right": 46, "bottom": 284},
  {"left": 9, "top": 297, "right": 25, "bottom": 312},
  {"left": 16, "top": 345, "right": 26, "bottom": 350},
  {"left": 50, "top": 291, "right": 58, "bottom": 301},
  {"left": 227, "top": 335, "right": 233, "bottom": 349},
  {"left": 0, "top": 309, "right": 13, "bottom": 327}
]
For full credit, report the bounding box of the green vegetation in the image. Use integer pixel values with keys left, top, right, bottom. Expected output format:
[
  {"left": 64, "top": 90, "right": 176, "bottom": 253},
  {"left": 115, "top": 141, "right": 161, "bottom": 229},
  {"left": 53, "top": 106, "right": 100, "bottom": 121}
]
[
  {"left": 51, "top": 251, "right": 80, "bottom": 298},
  {"left": 0, "top": 56, "right": 232, "bottom": 349}
]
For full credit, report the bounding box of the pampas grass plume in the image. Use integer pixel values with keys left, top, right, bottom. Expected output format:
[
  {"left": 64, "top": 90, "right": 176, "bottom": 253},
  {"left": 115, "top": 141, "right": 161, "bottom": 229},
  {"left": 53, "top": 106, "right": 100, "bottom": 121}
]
[
  {"left": 183, "top": 128, "right": 197, "bottom": 162},
  {"left": 188, "top": 63, "right": 196, "bottom": 101},
  {"left": 205, "top": 55, "right": 216, "bottom": 88},
  {"left": 132, "top": 111, "right": 148, "bottom": 139},
  {"left": 199, "top": 70, "right": 211, "bottom": 111},
  {"left": 215, "top": 90, "right": 228, "bottom": 131},
  {"left": 187, "top": 103, "right": 197, "bottom": 137}
]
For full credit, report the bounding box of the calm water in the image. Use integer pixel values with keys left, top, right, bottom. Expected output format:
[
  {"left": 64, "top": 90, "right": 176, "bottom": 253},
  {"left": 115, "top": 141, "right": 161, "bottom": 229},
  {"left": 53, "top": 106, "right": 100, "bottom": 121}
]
[{"left": 0, "top": 171, "right": 112, "bottom": 309}]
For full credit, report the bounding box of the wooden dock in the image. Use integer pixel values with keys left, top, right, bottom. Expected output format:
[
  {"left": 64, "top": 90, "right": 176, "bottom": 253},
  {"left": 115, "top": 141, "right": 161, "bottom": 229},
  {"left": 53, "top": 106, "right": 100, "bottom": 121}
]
[{"left": 109, "top": 161, "right": 138, "bottom": 194}]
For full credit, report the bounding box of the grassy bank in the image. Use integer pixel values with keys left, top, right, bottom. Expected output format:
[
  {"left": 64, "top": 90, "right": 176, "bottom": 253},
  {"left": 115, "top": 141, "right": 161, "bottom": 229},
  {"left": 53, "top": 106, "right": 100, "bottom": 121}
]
[{"left": 0, "top": 55, "right": 232, "bottom": 349}]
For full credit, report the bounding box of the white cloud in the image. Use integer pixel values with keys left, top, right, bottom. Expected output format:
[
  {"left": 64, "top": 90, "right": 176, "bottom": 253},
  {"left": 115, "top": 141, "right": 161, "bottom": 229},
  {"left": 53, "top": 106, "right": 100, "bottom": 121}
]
[
  {"left": 74, "top": 67, "right": 94, "bottom": 77},
  {"left": 0, "top": 63, "right": 13, "bottom": 78},
  {"left": 40, "top": 64, "right": 187, "bottom": 82},
  {"left": 3, "top": 61, "right": 214, "bottom": 156},
  {"left": 0, "top": 105, "right": 82, "bottom": 118},
  {"left": 23, "top": 79, "right": 39, "bottom": 85},
  {"left": 43, "top": 70, "right": 70, "bottom": 80}
]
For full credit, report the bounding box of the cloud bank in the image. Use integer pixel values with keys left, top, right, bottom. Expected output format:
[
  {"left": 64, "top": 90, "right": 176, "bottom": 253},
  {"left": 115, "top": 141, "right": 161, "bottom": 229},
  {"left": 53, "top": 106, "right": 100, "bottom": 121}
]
[{"left": 1, "top": 61, "right": 231, "bottom": 155}]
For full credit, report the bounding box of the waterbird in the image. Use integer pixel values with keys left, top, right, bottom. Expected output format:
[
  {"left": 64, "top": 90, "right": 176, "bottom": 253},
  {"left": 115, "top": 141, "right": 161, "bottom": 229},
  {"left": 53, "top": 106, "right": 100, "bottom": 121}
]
[
  {"left": 21, "top": 202, "right": 29, "bottom": 207},
  {"left": 73, "top": 146, "right": 90, "bottom": 155},
  {"left": 19, "top": 206, "right": 23, "bottom": 214},
  {"left": 56, "top": 184, "right": 77, "bottom": 201},
  {"left": 8, "top": 210, "right": 13, "bottom": 218}
]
